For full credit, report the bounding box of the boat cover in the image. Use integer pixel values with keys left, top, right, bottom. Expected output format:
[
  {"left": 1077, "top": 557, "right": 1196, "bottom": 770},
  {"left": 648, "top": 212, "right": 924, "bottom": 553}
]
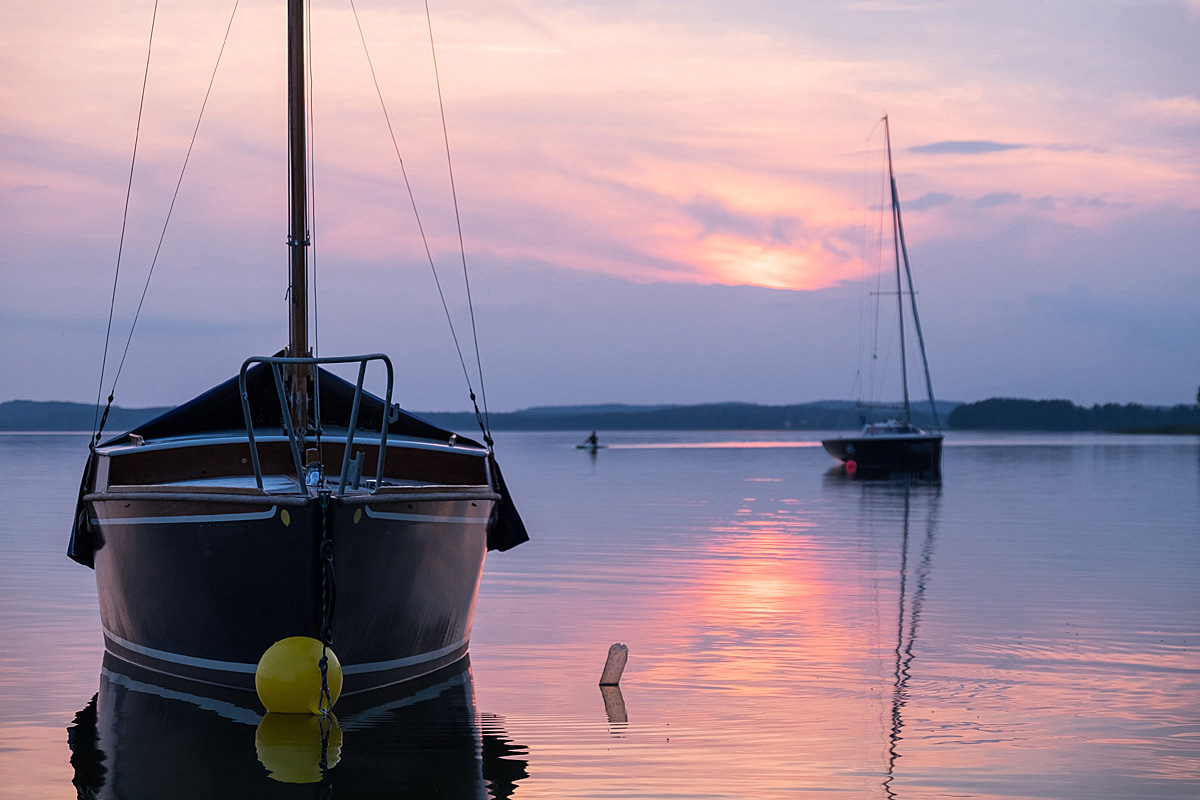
[
  {"left": 101, "top": 361, "right": 471, "bottom": 447},
  {"left": 70, "top": 361, "right": 528, "bottom": 566}
]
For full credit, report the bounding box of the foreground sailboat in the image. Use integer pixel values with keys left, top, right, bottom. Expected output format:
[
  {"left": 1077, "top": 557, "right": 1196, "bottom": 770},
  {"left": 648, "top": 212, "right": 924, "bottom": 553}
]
[
  {"left": 823, "top": 116, "right": 943, "bottom": 476},
  {"left": 68, "top": 0, "right": 526, "bottom": 698}
]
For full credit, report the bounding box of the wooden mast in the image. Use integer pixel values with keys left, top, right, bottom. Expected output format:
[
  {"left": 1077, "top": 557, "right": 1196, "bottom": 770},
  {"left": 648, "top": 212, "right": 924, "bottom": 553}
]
[{"left": 286, "top": 0, "right": 309, "bottom": 437}]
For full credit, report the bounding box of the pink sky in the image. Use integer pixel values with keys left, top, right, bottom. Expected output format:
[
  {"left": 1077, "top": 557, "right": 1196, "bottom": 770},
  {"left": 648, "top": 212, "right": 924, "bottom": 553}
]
[{"left": 2, "top": 0, "right": 1198, "bottom": 409}]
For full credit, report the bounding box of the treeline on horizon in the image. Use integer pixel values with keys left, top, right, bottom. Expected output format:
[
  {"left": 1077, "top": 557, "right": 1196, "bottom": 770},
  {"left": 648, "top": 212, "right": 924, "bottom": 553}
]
[
  {"left": 0, "top": 398, "right": 948, "bottom": 432},
  {"left": 2, "top": 397, "right": 1197, "bottom": 433},
  {"left": 0, "top": 400, "right": 173, "bottom": 433},
  {"left": 420, "top": 401, "right": 950, "bottom": 432},
  {"left": 945, "top": 398, "right": 1200, "bottom": 431},
  {"left": 426, "top": 398, "right": 1200, "bottom": 432}
]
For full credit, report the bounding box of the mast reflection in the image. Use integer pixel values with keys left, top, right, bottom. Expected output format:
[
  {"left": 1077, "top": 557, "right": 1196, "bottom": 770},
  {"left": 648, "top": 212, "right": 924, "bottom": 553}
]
[
  {"left": 882, "top": 477, "right": 938, "bottom": 799},
  {"left": 68, "top": 653, "right": 528, "bottom": 799},
  {"left": 824, "top": 470, "right": 940, "bottom": 797}
]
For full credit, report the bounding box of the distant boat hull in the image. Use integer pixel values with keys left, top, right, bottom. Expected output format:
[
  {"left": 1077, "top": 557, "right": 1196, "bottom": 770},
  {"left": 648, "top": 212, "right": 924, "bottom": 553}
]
[{"left": 821, "top": 432, "right": 943, "bottom": 474}]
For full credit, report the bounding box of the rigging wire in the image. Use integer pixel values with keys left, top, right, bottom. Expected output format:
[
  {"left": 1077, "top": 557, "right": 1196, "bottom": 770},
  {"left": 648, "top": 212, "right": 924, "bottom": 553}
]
[
  {"left": 851, "top": 124, "right": 871, "bottom": 403},
  {"left": 424, "top": 0, "right": 491, "bottom": 442},
  {"left": 306, "top": 0, "right": 323, "bottom": 456},
  {"left": 872, "top": 132, "right": 889, "bottom": 403},
  {"left": 857, "top": 118, "right": 892, "bottom": 407},
  {"left": 95, "top": 0, "right": 242, "bottom": 443},
  {"left": 348, "top": 0, "right": 489, "bottom": 443},
  {"left": 868, "top": 117, "right": 902, "bottom": 408},
  {"left": 854, "top": 117, "right": 889, "bottom": 406},
  {"left": 92, "top": 0, "right": 160, "bottom": 446}
]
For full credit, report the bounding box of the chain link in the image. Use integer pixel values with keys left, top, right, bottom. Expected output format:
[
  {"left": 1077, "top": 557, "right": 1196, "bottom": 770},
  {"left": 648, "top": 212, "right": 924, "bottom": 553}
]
[{"left": 317, "top": 490, "right": 335, "bottom": 718}]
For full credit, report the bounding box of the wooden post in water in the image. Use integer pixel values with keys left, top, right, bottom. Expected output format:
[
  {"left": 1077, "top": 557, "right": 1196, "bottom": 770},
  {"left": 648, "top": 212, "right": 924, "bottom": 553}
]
[
  {"left": 599, "top": 643, "right": 628, "bottom": 686},
  {"left": 599, "top": 643, "right": 629, "bottom": 722}
]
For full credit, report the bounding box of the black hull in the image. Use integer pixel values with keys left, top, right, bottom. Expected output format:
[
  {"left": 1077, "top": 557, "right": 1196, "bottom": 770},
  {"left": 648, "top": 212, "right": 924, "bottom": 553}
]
[
  {"left": 821, "top": 434, "right": 943, "bottom": 474},
  {"left": 88, "top": 492, "right": 492, "bottom": 696}
]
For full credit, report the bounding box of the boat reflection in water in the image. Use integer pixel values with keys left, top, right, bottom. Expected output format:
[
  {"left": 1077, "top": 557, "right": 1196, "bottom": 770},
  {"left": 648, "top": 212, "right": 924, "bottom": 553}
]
[
  {"left": 882, "top": 480, "right": 938, "bottom": 799},
  {"left": 824, "top": 471, "right": 940, "bottom": 797},
  {"left": 67, "top": 654, "right": 527, "bottom": 798},
  {"left": 824, "top": 454, "right": 942, "bottom": 484}
]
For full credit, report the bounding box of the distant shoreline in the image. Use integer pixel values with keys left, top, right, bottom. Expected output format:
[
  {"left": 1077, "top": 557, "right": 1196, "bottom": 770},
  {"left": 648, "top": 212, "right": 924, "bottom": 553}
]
[
  {"left": 1111, "top": 425, "right": 1200, "bottom": 435},
  {"left": 945, "top": 398, "right": 1200, "bottom": 433},
  {"left": 3, "top": 397, "right": 1198, "bottom": 434},
  {"left": 0, "top": 430, "right": 95, "bottom": 435}
]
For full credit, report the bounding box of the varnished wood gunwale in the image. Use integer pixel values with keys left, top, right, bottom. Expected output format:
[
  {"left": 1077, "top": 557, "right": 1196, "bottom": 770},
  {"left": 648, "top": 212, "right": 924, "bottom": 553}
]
[{"left": 95, "top": 436, "right": 491, "bottom": 491}]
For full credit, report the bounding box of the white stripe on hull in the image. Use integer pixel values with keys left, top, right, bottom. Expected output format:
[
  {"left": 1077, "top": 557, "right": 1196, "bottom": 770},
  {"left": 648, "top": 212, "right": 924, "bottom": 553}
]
[
  {"left": 363, "top": 506, "right": 488, "bottom": 524},
  {"left": 341, "top": 637, "right": 471, "bottom": 675},
  {"left": 105, "top": 627, "right": 259, "bottom": 673},
  {"left": 90, "top": 507, "right": 278, "bottom": 526},
  {"left": 104, "top": 626, "right": 472, "bottom": 679}
]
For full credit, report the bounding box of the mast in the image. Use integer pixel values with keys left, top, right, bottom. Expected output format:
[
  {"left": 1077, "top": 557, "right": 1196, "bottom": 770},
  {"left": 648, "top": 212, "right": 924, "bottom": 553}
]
[
  {"left": 884, "top": 117, "right": 911, "bottom": 424},
  {"left": 286, "top": 0, "right": 309, "bottom": 435},
  {"left": 885, "top": 117, "right": 942, "bottom": 432}
]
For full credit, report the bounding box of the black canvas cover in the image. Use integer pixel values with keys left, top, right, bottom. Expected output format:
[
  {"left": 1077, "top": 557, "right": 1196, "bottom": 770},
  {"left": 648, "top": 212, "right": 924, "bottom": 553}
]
[
  {"left": 101, "top": 362, "right": 479, "bottom": 447},
  {"left": 485, "top": 453, "right": 530, "bottom": 552},
  {"left": 73, "top": 360, "right": 527, "bottom": 563}
]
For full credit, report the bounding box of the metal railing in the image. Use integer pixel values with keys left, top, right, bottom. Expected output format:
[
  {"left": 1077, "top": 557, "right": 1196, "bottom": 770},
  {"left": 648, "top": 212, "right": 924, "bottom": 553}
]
[{"left": 239, "top": 354, "right": 395, "bottom": 495}]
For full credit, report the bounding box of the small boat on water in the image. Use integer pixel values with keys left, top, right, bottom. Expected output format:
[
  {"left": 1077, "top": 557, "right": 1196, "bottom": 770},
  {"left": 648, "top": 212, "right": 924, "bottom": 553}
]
[
  {"left": 576, "top": 431, "right": 605, "bottom": 451},
  {"left": 68, "top": 0, "right": 527, "bottom": 698},
  {"left": 822, "top": 116, "right": 943, "bottom": 476}
]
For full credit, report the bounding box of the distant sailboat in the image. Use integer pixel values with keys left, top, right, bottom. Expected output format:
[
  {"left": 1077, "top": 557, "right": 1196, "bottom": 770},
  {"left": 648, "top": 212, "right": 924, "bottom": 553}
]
[{"left": 823, "top": 116, "right": 943, "bottom": 476}]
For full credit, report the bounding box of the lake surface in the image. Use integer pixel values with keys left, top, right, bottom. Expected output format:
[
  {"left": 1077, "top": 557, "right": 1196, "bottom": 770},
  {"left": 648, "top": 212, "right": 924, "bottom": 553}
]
[{"left": 1, "top": 430, "right": 1197, "bottom": 798}]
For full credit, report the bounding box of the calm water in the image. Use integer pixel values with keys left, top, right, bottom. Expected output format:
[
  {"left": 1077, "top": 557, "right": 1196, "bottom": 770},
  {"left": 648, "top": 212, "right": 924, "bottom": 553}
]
[{"left": 1, "top": 430, "right": 1197, "bottom": 798}]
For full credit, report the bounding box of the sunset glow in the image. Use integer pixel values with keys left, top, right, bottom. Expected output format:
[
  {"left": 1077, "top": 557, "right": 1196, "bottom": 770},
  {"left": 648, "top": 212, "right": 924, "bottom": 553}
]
[
  {"left": 11, "top": 0, "right": 1192, "bottom": 289},
  {"left": 2, "top": 0, "right": 1197, "bottom": 408}
]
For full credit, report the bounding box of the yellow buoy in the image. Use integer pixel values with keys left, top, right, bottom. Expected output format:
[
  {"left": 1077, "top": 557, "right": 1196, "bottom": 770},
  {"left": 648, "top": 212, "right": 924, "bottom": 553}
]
[
  {"left": 255, "top": 636, "right": 343, "bottom": 714},
  {"left": 255, "top": 712, "right": 343, "bottom": 783}
]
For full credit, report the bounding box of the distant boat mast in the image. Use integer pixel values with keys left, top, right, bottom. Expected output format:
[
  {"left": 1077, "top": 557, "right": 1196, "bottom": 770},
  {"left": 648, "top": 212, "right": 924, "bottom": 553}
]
[{"left": 883, "top": 116, "right": 940, "bottom": 432}]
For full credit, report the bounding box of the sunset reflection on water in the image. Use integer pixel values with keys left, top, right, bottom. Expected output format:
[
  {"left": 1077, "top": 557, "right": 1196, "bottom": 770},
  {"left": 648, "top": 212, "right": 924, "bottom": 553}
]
[
  {"left": 471, "top": 442, "right": 955, "bottom": 797},
  {"left": 467, "top": 433, "right": 1198, "bottom": 799},
  {"left": 610, "top": 440, "right": 823, "bottom": 449},
  {"left": 2, "top": 432, "right": 1197, "bottom": 798}
]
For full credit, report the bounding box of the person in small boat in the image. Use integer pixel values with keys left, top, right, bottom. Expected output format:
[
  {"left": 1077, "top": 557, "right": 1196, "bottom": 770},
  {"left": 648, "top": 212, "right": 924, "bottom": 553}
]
[{"left": 585, "top": 431, "right": 599, "bottom": 447}]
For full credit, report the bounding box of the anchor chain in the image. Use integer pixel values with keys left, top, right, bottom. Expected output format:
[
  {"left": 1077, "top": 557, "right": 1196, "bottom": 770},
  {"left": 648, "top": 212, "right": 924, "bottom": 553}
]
[{"left": 317, "top": 490, "right": 336, "bottom": 717}]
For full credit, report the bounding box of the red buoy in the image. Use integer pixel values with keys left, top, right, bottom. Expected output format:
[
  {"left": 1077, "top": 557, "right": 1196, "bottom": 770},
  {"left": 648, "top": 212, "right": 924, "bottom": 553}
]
[{"left": 845, "top": 460, "right": 858, "bottom": 474}]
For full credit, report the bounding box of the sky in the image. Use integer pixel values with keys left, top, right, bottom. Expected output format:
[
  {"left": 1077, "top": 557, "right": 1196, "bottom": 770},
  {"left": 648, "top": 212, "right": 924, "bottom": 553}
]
[{"left": 2, "top": 0, "right": 1198, "bottom": 412}]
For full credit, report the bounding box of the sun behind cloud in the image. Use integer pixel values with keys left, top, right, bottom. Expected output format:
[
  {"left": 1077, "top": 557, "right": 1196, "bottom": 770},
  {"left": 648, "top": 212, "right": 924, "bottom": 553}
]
[{"left": 4, "top": 0, "right": 1196, "bottom": 301}]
